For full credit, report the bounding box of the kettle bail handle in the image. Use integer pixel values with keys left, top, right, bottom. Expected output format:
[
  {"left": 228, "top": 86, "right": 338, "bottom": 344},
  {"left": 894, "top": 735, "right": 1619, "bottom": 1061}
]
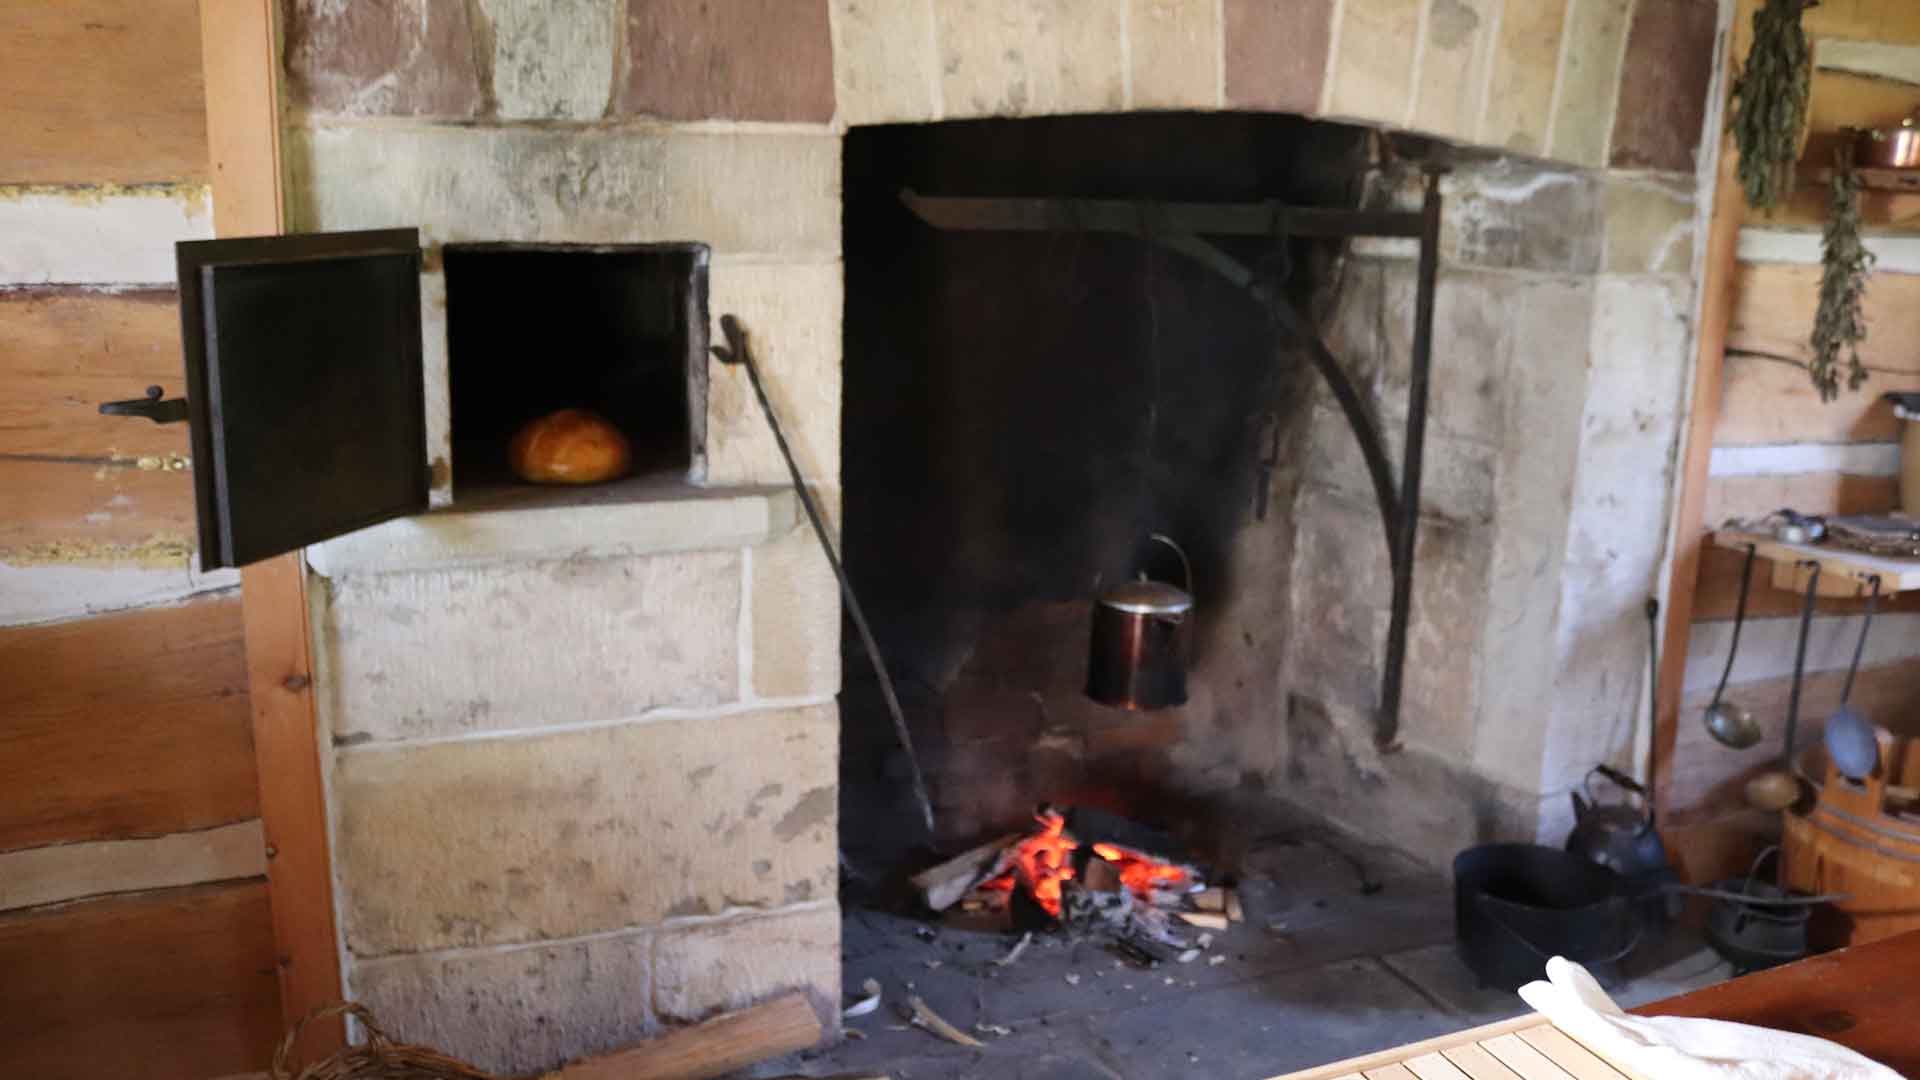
[
  {"left": 1586, "top": 764, "right": 1649, "bottom": 807},
  {"left": 1148, "top": 533, "right": 1193, "bottom": 594}
]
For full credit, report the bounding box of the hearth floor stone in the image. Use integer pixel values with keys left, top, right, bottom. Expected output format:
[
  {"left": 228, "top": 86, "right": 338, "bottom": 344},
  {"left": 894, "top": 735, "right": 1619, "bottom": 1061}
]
[{"left": 752, "top": 841, "right": 1731, "bottom": 1079}]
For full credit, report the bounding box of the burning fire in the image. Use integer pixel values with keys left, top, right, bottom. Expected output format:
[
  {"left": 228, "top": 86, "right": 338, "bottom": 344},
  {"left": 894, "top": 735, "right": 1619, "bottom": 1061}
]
[
  {"left": 1092, "top": 841, "right": 1191, "bottom": 899},
  {"left": 980, "top": 809, "right": 1195, "bottom": 918}
]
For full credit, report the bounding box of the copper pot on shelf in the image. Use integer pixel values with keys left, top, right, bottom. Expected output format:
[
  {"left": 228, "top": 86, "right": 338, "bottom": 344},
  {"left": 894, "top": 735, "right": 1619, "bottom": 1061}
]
[
  {"left": 1852, "top": 115, "right": 1920, "bottom": 169},
  {"left": 1086, "top": 534, "right": 1194, "bottom": 711}
]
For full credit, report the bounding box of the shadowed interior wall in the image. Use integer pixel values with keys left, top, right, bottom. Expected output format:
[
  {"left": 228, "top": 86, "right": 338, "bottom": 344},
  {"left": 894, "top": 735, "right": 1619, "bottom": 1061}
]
[{"left": 840, "top": 114, "right": 1371, "bottom": 866}]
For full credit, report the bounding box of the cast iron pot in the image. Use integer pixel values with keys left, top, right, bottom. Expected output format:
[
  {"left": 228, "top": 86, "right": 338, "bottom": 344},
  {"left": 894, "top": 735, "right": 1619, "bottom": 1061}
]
[
  {"left": 1454, "top": 844, "right": 1640, "bottom": 991},
  {"left": 1704, "top": 877, "right": 1810, "bottom": 973}
]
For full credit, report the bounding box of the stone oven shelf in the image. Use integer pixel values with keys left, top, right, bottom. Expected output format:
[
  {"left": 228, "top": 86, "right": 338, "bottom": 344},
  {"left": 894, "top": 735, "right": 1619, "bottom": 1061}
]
[{"left": 304, "top": 475, "right": 798, "bottom": 578}]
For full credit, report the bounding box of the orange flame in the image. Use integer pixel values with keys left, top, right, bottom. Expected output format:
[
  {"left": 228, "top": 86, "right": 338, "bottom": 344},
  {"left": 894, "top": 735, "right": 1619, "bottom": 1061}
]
[
  {"left": 975, "top": 812, "right": 1194, "bottom": 918},
  {"left": 1010, "top": 810, "right": 1077, "bottom": 916}
]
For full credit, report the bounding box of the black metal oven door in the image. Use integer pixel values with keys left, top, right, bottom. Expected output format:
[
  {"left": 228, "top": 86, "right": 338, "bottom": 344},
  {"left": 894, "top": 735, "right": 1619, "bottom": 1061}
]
[{"left": 176, "top": 228, "right": 427, "bottom": 569}]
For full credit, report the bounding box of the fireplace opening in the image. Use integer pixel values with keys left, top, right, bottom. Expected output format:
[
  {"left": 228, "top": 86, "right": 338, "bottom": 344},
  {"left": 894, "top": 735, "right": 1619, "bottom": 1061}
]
[
  {"left": 838, "top": 113, "right": 1391, "bottom": 882},
  {"left": 443, "top": 243, "right": 708, "bottom": 499}
]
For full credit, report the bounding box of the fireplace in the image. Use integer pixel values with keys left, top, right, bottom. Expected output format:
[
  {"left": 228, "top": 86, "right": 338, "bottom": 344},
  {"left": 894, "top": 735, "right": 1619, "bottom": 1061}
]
[
  {"left": 839, "top": 112, "right": 1379, "bottom": 871},
  {"left": 838, "top": 110, "right": 1698, "bottom": 883},
  {"left": 263, "top": 0, "right": 1714, "bottom": 1071}
]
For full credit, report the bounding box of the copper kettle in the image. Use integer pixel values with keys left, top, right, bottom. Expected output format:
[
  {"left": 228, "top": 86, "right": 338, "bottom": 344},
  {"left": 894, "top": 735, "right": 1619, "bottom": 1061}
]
[{"left": 1086, "top": 534, "right": 1194, "bottom": 710}]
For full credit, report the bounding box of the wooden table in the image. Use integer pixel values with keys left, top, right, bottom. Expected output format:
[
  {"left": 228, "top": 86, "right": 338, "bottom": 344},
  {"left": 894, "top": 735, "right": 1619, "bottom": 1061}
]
[
  {"left": 1639, "top": 930, "right": 1919, "bottom": 1073},
  {"left": 1273, "top": 930, "right": 1920, "bottom": 1079}
]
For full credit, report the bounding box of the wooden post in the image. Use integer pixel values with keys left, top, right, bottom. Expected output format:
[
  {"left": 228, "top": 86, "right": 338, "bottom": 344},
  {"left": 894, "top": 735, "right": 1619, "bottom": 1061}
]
[
  {"left": 199, "top": 0, "right": 346, "bottom": 1057},
  {"left": 1652, "top": 15, "right": 1750, "bottom": 823}
]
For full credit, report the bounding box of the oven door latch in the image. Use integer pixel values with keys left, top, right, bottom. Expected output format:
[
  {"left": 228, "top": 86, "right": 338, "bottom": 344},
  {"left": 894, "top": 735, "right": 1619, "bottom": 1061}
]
[{"left": 99, "top": 385, "right": 189, "bottom": 424}]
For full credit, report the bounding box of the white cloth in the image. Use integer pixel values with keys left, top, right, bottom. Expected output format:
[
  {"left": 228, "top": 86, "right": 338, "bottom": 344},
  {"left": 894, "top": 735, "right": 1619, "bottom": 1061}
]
[{"left": 1517, "top": 957, "right": 1902, "bottom": 1080}]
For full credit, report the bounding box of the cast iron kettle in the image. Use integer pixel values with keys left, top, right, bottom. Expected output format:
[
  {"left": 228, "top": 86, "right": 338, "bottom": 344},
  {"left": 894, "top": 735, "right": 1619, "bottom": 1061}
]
[
  {"left": 1566, "top": 765, "right": 1668, "bottom": 878},
  {"left": 1086, "top": 534, "right": 1193, "bottom": 711}
]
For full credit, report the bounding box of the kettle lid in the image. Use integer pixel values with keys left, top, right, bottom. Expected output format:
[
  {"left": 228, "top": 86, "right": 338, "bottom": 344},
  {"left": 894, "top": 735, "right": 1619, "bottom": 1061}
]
[{"left": 1099, "top": 578, "right": 1194, "bottom": 615}]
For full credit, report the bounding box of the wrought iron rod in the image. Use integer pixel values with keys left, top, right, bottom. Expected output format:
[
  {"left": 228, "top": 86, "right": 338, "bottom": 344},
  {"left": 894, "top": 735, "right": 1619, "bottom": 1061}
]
[
  {"left": 1782, "top": 561, "right": 1823, "bottom": 770},
  {"left": 711, "top": 314, "right": 936, "bottom": 835},
  {"left": 1375, "top": 167, "right": 1447, "bottom": 750},
  {"left": 900, "top": 189, "right": 1426, "bottom": 240}
]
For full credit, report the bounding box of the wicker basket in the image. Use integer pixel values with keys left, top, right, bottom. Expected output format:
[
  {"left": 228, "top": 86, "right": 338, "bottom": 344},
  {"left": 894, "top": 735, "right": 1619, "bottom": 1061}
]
[{"left": 271, "top": 1002, "right": 521, "bottom": 1080}]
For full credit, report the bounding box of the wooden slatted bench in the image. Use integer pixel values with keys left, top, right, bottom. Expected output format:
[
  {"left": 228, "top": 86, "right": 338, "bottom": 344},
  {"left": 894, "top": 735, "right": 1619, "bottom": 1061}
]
[
  {"left": 1271, "top": 929, "right": 1920, "bottom": 1079},
  {"left": 1271, "top": 1014, "right": 1640, "bottom": 1080}
]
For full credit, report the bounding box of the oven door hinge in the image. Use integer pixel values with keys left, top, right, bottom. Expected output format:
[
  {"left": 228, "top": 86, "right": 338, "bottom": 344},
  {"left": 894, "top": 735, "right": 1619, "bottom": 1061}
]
[{"left": 99, "top": 385, "right": 190, "bottom": 424}]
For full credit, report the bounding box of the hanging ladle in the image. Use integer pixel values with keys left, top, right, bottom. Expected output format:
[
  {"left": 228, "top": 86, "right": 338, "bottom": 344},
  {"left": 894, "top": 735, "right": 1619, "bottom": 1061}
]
[
  {"left": 1823, "top": 575, "right": 1883, "bottom": 782},
  {"left": 1746, "top": 562, "right": 1823, "bottom": 812},
  {"left": 1704, "top": 543, "right": 1765, "bottom": 750}
]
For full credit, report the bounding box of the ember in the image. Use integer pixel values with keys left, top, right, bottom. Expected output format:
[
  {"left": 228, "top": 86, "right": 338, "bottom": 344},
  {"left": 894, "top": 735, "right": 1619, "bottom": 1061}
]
[{"left": 971, "top": 807, "right": 1199, "bottom": 919}]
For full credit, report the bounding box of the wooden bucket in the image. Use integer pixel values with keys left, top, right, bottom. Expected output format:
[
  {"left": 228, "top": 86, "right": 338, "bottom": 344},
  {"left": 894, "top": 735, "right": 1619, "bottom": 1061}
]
[{"left": 1782, "top": 730, "right": 1920, "bottom": 949}]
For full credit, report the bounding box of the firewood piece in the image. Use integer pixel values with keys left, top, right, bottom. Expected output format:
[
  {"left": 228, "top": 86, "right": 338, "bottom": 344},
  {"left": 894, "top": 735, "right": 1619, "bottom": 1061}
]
[
  {"left": 1178, "top": 911, "right": 1230, "bottom": 931},
  {"left": 912, "top": 833, "right": 1020, "bottom": 912},
  {"left": 907, "top": 995, "right": 985, "bottom": 1048},
  {"left": 992, "top": 931, "right": 1033, "bottom": 967},
  {"left": 843, "top": 978, "right": 882, "bottom": 1019},
  {"left": 1083, "top": 856, "right": 1122, "bottom": 894},
  {"left": 1226, "top": 890, "right": 1244, "bottom": 923},
  {"left": 555, "top": 992, "right": 822, "bottom": 1080},
  {"left": 1193, "top": 887, "right": 1227, "bottom": 913}
]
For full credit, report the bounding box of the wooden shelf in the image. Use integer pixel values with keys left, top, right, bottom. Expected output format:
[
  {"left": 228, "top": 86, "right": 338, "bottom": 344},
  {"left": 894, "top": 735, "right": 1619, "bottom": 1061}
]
[
  {"left": 1802, "top": 165, "right": 1920, "bottom": 193},
  {"left": 1714, "top": 530, "right": 1920, "bottom": 597}
]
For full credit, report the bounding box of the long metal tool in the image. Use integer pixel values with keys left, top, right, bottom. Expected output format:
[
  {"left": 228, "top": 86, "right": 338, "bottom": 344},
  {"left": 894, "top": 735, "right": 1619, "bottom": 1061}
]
[
  {"left": 712, "top": 314, "right": 936, "bottom": 835},
  {"left": 1781, "top": 560, "right": 1823, "bottom": 769}
]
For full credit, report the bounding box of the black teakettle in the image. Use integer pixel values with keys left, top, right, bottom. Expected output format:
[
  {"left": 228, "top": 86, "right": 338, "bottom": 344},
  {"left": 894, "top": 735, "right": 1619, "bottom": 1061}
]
[{"left": 1566, "top": 765, "right": 1670, "bottom": 879}]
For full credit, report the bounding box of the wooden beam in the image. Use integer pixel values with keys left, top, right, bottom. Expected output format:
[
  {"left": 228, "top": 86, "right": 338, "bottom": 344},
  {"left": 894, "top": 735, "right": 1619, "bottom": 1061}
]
[
  {"left": 201, "top": 0, "right": 283, "bottom": 239},
  {"left": 241, "top": 553, "right": 339, "bottom": 1055},
  {"left": 200, "top": 0, "right": 343, "bottom": 1057},
  {"left": 0, "top": 288, "right": 189, "bottom": 460},
  {"left": 0, "top": 595, "right": 255, "bottom": 852},
  {"left": 0, "top": 0, "right": 210, "bottom": 184},
  {"left": 1653, "top": 85, "right": 1747, "bottom": 817},
  {"left": 0, "top": 880, "right": 281, "bottom": 1080}
]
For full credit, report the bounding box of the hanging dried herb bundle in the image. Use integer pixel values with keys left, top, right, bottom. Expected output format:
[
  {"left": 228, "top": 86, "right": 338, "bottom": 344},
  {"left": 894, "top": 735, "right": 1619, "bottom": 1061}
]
[
  {"left": 1811, "top": 161, "right": 1874, "bottom": 401},
  {"left": 1728, "top": 0, "right": 1813, "bottom": 210}
]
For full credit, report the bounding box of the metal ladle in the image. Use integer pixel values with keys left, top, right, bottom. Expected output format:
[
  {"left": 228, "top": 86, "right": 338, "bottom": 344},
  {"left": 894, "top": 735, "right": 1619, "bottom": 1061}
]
[
  {"left": 1746, "top": 561, "right": 1823, "bottom": 813},
  {"left": 1704, "top": 544, "right": 1765, "bottom": 750},
  {"left": 1823, "top": 575, "right": 1883, "bottom": 782}
]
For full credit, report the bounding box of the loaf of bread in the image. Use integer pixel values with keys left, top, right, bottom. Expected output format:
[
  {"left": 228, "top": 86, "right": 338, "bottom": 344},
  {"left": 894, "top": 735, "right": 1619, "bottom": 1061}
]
[{"left": 508, "top": 408, "right": 632, "bottom": 485}]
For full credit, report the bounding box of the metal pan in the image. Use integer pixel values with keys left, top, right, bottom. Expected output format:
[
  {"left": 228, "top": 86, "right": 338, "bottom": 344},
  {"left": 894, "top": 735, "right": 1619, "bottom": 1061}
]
[{"left": 1853, "top": 118, "right": 1920, "bottom": 170}]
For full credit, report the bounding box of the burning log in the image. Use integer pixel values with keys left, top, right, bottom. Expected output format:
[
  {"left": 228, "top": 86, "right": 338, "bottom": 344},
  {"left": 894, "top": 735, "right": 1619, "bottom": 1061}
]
[
  {"left": 911, "top": 832, "right": 1019, "bottom": 912},
  {"left": 961, "top": 807, "right": 1202, "bottom": 921}
]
